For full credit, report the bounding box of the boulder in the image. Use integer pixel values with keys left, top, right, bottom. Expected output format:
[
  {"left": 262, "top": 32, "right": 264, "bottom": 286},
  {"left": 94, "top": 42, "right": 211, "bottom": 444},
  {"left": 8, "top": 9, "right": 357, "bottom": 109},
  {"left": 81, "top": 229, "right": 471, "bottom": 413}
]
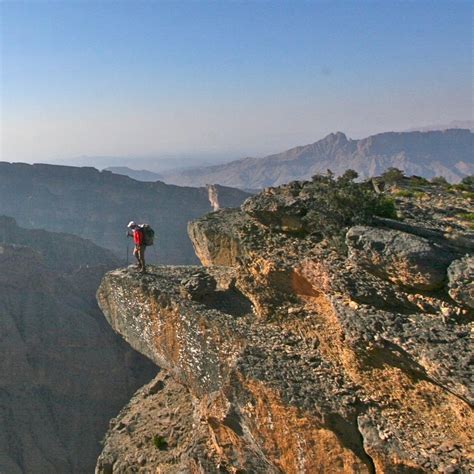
[
  {"left": 180, "top": 271, "right": 217, "bottom": 300},
  {"left": 241, "top": 189, "right": 306, "bottom": 232},
  {"left": 188, "top": 209, "right": 247, "bottom": 266},
  {"left": 346, "top": 225, "right": 453, "bottom": 290},
  {"left": 448, "top": 256, "right": 474, "bottom": 308}
]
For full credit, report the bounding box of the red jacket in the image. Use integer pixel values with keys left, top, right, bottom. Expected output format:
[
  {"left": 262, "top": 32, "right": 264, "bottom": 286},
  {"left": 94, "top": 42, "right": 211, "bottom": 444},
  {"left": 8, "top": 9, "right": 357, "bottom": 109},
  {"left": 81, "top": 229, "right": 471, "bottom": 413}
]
[{"left": 133, "top": 228, "right": 144, "bottom": 245}]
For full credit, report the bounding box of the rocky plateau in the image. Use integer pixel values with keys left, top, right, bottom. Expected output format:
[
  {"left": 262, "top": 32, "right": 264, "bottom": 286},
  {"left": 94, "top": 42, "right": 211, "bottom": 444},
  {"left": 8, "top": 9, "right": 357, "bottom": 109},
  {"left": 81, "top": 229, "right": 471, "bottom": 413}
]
[{"left": 96, "top": 176, "right": 473, "bottom": 473}]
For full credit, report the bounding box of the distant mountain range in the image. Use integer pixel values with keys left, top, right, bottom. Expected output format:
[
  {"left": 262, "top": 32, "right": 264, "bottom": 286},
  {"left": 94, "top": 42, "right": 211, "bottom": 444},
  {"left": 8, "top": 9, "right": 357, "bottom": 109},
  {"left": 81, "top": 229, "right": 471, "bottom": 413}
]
[
  {"left": 406, "top": 120, "right": 473, "bottom": 132},
  {"left": 104, "top": 166, "right": 163, "bottom": 182},
  {"left": 159, "top": 129, "right": 473, "bottom": 189}
]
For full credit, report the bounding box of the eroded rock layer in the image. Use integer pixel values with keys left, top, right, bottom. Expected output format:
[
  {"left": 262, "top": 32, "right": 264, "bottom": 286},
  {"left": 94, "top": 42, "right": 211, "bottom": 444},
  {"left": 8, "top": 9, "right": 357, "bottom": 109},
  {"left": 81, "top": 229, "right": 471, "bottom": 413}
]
[{"left": 97, "top": 178, "right": 473, "bottom": 473}]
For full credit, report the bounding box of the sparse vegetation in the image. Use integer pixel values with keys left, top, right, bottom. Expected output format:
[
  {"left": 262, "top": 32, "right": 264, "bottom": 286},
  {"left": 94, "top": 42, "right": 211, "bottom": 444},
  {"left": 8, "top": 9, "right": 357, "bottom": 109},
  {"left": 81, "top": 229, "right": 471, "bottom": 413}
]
[
  {"left": 394, "top": 190, "right": 415, "bottom": 198},
  {"left": 408, "top": 176, "right": 429, "bottom": 186},
  {"left": 394, "top": 189, "right": 425, "bottom": 199},
  {"left": 451, "top": 177, "right": 474, "bottom": 192},
  {"left": 452, "top": 184, "right": 469, "bottom": 192},
  {"left": 152, "top": 435, "right": 168, "bottom": 450},
  {"left": 304, "top": 172, "right": 397, "bottom": 250}
]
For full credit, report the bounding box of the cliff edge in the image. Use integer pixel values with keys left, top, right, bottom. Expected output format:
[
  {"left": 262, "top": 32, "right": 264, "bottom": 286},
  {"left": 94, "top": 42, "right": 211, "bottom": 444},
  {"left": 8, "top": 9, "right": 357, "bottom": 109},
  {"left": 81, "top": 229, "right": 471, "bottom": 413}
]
[{"left": 96, "top": 176, "right": 473, "bottom": 473}]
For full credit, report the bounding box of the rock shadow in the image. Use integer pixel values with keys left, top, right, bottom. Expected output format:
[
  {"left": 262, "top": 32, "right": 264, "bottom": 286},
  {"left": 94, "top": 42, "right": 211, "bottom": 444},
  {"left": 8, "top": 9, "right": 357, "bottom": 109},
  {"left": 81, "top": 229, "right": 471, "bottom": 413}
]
[{"left": 200, "top": 287, "right": 253, "bottom": 318}]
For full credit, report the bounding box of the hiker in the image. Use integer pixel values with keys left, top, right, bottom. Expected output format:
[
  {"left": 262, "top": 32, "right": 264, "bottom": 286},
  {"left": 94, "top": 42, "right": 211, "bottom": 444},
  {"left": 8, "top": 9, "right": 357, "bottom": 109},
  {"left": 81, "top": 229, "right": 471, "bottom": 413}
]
[{"left": 127, "top": 221, "right": 146, "bottom": 273}]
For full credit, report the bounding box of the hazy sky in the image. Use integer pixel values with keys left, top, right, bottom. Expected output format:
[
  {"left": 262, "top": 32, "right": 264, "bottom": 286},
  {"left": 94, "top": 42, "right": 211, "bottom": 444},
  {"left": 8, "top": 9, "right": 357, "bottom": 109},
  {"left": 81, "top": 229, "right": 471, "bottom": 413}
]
[{"left": 1, "top": 0, "right": 472, "bottom": 168}]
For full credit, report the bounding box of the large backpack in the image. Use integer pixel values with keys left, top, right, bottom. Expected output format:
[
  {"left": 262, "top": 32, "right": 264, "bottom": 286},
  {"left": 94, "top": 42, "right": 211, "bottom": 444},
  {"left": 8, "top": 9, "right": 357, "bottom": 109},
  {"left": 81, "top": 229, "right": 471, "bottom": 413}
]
[{"left": 140, "top": 224, "right": 155, "bottom": 246}]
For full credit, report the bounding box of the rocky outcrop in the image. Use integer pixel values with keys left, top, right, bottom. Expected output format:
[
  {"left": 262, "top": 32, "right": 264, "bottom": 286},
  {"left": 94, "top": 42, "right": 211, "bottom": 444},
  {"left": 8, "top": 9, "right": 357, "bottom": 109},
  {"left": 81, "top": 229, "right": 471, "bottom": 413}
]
[
  {"left": 187, "top": 209, "right": 247, "bottom": 266},
  {"left": 0, "top": 219, "right": 156, "bottom": 473},
  {"left": 346, "top": 226, "right": 453, "bottom": 290},
  {"left": 0, "top": 163, "right": 251, "bottom": 264},
  {"left": 97, "top": 178, "right": 473, "bottom": 473},
  {"left": 207, "top": 184, "right": 254, "bottom": 211}
]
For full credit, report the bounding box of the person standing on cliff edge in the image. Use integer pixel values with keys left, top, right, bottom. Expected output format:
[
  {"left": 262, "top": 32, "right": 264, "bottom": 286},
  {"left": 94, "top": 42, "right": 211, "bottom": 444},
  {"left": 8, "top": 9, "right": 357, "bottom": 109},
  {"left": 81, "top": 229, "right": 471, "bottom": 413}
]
[{"left": 127, "top": 221, "right": 146, "bottom": 273}]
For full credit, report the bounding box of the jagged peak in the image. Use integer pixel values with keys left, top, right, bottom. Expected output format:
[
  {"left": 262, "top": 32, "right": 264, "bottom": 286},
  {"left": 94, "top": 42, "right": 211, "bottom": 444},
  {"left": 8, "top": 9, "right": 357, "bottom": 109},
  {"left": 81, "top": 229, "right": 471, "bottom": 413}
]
[{"left": 322, "top": 130, "right": 349, "bottom": 142}]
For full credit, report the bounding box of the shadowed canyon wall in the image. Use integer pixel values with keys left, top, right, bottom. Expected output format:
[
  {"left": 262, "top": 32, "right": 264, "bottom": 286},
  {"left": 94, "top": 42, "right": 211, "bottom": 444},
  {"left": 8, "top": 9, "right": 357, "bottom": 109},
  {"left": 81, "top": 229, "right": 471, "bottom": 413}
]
[
  {"left": 0, "top": 163, "right": 251, "bottom": 264},
  {"left": 0, "top": 217, "right": 157, "bottom": 473}
]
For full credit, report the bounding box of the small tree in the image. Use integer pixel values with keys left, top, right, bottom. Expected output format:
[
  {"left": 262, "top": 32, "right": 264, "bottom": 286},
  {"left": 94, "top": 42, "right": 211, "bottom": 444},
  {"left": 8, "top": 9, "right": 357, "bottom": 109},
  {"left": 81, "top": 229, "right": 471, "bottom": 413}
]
[
  {"left": 153, "top": 435, "right": 168, "bottom": 450},
  {"left": 431, "top": 176, "right": 449, "bottom": 186},
  {"left": 461, "top": 175, "right": 474, "bottom": 188},
  {"left": 381, "top": 167, "right": 405, "bottom": 184},
  {"left": 339, "top": 169, "right": 359, "bottom": 183}
]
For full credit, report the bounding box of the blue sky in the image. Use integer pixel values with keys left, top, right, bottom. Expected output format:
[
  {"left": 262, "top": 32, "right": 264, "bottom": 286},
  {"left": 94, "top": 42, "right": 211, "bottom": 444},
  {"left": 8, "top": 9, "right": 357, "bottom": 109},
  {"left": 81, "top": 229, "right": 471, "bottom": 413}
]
[{"left": 1, "top": 0, "right": 472, "bottom": 167}]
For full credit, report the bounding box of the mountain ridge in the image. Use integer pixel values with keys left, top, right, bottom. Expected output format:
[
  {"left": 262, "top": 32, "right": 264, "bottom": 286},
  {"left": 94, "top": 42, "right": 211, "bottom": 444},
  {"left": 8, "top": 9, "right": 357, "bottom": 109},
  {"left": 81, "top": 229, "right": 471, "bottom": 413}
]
[
  {"left": 161, "top": 128, "right": 473, "bottom": 188},
  {"left": 104, "top": 166, "right": 164, "bottom": 182}
]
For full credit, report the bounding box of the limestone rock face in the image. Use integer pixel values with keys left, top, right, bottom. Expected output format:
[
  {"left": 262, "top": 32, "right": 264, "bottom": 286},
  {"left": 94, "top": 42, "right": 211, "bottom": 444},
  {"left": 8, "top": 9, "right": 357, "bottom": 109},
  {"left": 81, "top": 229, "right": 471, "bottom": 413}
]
[
  {"left": 97, "top": 265, "right": 374, "bottom": 473},
  {"left": 188, "top": 209, "right": 247, "bottom": 266},
  {"left": 206, "top": 183, "right": 255, "bottom": 211},
  {"left": 97, "top": 179, "right": 473, "bottom": 473},
  {"left": 0, "top": 218, "right": 156, "bottom": 473},
  {"left": 346, "top": 226, "right": 453, "bottom": 290}
]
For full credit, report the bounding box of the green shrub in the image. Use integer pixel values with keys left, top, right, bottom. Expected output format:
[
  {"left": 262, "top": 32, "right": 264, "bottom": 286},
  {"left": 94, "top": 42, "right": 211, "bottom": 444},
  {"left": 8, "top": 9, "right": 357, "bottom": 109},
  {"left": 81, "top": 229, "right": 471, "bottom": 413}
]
[
  {"left": 339, "top": 169, "right": 359, "bottom": 183},
  {"left": 408, "top": 176, "right": 429, "bottom": 186},
  {"left": 431, "top": 176, "right": 449, "bottom": 186},
  {"left": 302, "top": 173, "right": 399, "bottom": 251},
  {"left": 452, "top": 183, "right": 473, "bottom": 192},
  {"left": 394, "top": 189, "right": 414, "bottom": 198},
  {"left": 458, "top": 213, "right": 474, "bottom": 222},
  {"left": 461, "top": 175, "right": 474, "bottom": 188},
  {"left": 381, "top": 167, "right": 405, "bottom": 184},
  {"left": 152, "top": 435, "right": 168, "bottom": 450},
  {"left": 374, "top": 197, "right": 397, "bottom": 219}
]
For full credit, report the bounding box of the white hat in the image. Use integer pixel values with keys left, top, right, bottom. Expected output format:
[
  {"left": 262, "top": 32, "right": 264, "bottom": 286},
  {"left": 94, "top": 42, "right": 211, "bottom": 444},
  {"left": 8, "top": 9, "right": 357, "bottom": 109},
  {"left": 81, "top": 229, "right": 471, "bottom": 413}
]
[{"left": 127, "top": 221, "right": 137, "bottom": 228}]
